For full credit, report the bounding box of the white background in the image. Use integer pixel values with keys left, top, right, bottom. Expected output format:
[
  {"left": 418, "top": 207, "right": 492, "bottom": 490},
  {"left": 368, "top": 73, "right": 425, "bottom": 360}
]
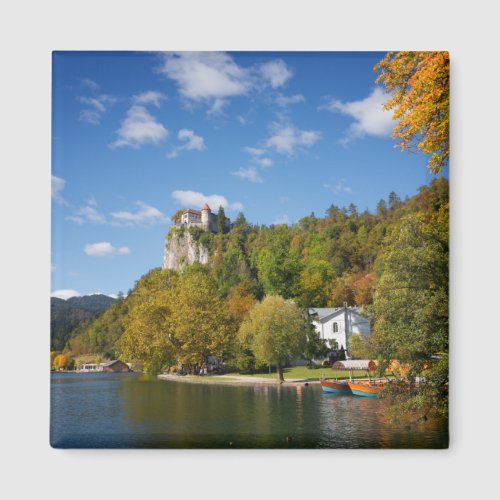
[{"left": 1, "top": 1, "right": 498, "bottom": 498}]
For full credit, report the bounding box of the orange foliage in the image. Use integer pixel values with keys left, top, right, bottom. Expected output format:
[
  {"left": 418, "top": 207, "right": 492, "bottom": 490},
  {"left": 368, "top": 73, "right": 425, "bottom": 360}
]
[
  {"left": 53, "top": 354, "right": 68, "bottom": 370},
  {"left": 375, "top": 51, "right": 449, "bottom": 173}
]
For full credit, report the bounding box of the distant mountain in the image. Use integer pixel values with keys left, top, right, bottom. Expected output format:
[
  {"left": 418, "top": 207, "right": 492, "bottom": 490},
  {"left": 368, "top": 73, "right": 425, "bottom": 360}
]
[{"left": 51, "top": 294, "right": 116, "bottom": 351}]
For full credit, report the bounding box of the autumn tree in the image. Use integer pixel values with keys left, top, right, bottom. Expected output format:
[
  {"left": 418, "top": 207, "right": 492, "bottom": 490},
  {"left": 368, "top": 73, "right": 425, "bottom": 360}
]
[
  {"left": 238, "top": 296, "right": 310, "bottom": 382},
  {"left": 120, "top": 267, "right": 235, "bottom": 374},
  {"left": 375, "top": 51, "right": 449, "bottom": 173},
  {"left": 53, "top": 354, "right": 68, "bottom": 370}
]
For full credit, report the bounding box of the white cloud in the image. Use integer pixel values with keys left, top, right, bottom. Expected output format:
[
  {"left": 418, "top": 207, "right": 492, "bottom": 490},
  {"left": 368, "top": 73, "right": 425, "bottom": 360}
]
[
  {"left": 244, "top": 146, "right": 266, "bottom": 156},
  {"left": 78, "top": 95, "right": 116, "bottom": 125},
  {"left": 133, "top": 91, "right": 167, "bottom": 107},
  {"left": 67, "top": 202, "right": 106, "bottom": 224},
  {"left": 81, "top": 78, "right": 99, "bottom": 91},
  {"left": 110, "top": 201, "right": 167, "bottom": 226},
  {"left": 178, "top": 129, "right": 205, "bottom": 151},
  {"left": 207, "top": 98, "right": 228, "bottom": 116},
  {"left": 259, "top": 60, "right": 293, "bottom": 89},
  {"left": 243, "top": 146, "right": 273, "bottom": 168},
  {"left": 80, "top": 206, "right": 106, "bottom": 223},
  {"left": 266, "top": 123, "right": 321, "bottom": 155},
  {"left": 79, "top": 110, "right": 101, "bottom": 125},
  {"left": 172, "top": 190, "right": 243, "bottom": 212},
  {"left": 232, "top": 167, "right": 263, "bottom": 183},
  {"left": 273, "top": 214, "right": 291, "bottom": 225},
  {"left": 275, "top": 93, "right": 305, "bottom": 107},
  {"left": 322, "top": 87, "right": 393, "bottom": 143},
  {"left": 157, "top": 52, "right": 294, "bottom": 112},
  {"left": 51, "top": 175, "right": 66, "bottom": 203},
  {"left": 255, "top": 157, "right": 273, "bottom": 168},
  {"left": 111, "top": 105, "right": 168, "bottom": 148},
  {"left": 158, "top": 52, "right": 251, "bottom": 102},
  {"left": 84, "top": 242, "right": 131, "bottom": 257},
  {"left": 167, "top": 129, "right": 206, "bottom": 158},
  {"left": 51, "top": 289, "right": 82, "bottom": 300},
  {"left": 323, "top": 180, "right": 352, "bottom": 194}
]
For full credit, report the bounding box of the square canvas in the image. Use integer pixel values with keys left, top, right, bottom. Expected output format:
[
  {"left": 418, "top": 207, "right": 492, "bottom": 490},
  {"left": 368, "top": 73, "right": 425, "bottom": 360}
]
[{"left": 50, "top": 51, "right": 449, "bottom": 448}]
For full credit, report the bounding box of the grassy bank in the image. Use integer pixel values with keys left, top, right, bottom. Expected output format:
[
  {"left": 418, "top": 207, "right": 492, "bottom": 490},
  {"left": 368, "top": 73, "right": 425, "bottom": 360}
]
[{"left": 227, "top": 366, "right": 369, "bottom": 380}]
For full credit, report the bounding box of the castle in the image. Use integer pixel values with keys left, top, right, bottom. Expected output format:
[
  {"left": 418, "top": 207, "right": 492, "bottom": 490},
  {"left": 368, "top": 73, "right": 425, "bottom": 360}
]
[{"left": 177, "top": 203, "right": 230, "bottom": 233}]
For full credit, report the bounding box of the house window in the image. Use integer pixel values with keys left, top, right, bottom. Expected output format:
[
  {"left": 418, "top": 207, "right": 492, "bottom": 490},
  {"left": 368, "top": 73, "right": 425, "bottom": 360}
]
[{"left": 333, "top": 322, "right": 338, "bottom": 333}]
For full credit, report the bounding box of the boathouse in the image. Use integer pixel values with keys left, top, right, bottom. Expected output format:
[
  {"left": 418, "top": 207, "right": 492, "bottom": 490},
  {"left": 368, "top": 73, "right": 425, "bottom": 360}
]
[{"left": 101, "top": 360, "right": 132, "bottom": 372}]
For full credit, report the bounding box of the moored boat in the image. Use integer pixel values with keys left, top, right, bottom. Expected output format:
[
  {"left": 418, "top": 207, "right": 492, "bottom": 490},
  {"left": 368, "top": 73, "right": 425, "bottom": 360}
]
[
  {"left": 347, "top": 380, "right": 386, "bottom": 398},
  {"left": 320, "top": 379, "right": 351, "bottom": 395}
]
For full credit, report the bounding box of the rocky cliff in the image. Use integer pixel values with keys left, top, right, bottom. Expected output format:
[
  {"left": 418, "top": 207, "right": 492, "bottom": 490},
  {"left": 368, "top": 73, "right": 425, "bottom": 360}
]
[{"left": 163, "top": 229, "right": 210, "bottom": 270}]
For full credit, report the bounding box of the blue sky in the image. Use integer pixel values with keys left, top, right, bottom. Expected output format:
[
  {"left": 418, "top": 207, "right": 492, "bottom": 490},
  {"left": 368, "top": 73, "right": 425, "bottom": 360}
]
[{"left": 51, "top": 51, "right": 444, "bottom": 299}]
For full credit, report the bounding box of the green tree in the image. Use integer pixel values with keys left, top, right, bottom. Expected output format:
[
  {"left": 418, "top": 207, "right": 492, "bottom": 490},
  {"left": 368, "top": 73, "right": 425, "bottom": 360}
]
[
  {"left": 349, "top": 333, "right": 373, "bottom": 360},
  {"left": 257, "top": 226, "right": 302, "bottom": 298},
  {"left": 239, "top": 296, "right": 310, "bottom": 382},
  {"left": 375, "top": 51, "right": 449, "bottom": 173},
  {"left": 372, "top": 205, "right": 448, "bottom": 419},
  {"left": 217, "top": 205, "right": 228, "bottom": 234}
]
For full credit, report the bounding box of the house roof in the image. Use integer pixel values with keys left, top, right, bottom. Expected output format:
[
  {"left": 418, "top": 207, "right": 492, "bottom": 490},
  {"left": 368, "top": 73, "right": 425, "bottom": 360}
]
[
  {"left": 101, "top": 360, "right": 120, "bottom": 367},
  {"left": 202, "top": 203, "right": 210, "bottom": 210},
  {"left": 183, "top": 209, "right": 201, "bottom": 215},
  {"left": 309, "top": 306, "right": 364, "bottom": 322}
]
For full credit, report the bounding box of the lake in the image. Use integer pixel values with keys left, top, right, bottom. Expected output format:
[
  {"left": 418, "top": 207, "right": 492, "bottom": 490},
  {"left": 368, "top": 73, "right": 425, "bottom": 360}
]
[{"left": 50, "top": 372, "right": 448, "bottom": 448}]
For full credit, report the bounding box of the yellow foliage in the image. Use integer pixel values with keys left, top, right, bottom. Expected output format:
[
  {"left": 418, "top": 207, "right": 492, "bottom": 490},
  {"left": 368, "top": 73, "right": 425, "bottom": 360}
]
[
  {"left": 375, "top": 51, "right": 449, "bottom": 173},
  {"left": 53, "top": 354, "right": 68, "bottom": 370}
]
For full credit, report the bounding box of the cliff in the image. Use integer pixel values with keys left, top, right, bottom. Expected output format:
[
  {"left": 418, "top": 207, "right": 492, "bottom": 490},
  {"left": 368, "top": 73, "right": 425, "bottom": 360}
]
[{"left": 163, "top": 228, "right": 210, "bottom": 270}]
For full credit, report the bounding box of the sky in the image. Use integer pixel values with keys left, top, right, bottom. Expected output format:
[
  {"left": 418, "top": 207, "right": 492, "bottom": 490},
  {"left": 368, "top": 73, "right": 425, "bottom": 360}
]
[{"left": 51, "top": 51, "right": 445, "bottom": 299}]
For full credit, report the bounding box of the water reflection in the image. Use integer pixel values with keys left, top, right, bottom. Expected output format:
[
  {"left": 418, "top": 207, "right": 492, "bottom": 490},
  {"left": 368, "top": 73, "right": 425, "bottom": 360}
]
[{"left": 50, "top": 373, "right": 448, "bottom": 448}]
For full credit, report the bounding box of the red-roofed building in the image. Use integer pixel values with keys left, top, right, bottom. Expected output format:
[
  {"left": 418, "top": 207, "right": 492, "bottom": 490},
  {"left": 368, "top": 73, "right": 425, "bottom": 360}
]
[{"left": 178, "top": 204, "right": 230, "bottom": 233}]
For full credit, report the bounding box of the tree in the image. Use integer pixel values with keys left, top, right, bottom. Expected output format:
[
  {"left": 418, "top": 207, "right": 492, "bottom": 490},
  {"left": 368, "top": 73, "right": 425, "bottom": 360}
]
[
  {"left": 53, "top": 354, "right": 68, "bottom": 370},
  {"left": 257, "top": 226, "right": 302, "bottom": 298},
  {"left": 375, "top": 51, "right": 449, "bottom": 173},
  {"left": 238, "top": 296, "right": 310, "bottom": 381},
  {"left": 372, "top": 205, "right": 448, "bottom": 419},
  {"left": 171, "top": 209, "right": 185, "bottom": 223},
  {"left": 349, "top": 333, "right": 373, "bottom": 360},
  {"left": 388, "top": 191, "right": 402, "bottom": 211},
  {"left": 120, "top": 267, "right": 235, "bottom": 374},
  {"left": 217, "top": 206, "right": 228, "bottom": 234}
]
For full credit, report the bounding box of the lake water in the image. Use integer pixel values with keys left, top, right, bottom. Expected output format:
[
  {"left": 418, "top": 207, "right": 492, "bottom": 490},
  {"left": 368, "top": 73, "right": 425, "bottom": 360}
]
[{"left": 50, "top": 372, "right": 448, "bottom": 448}]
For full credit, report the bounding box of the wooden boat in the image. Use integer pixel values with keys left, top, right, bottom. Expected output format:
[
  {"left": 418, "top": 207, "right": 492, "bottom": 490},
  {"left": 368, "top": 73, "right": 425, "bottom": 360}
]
[
  {"left": 320, "top": 379, "right": 352, "bottom": 395},
  {"left": 347, "top": 379, "right": 386, "bottom": 398}
]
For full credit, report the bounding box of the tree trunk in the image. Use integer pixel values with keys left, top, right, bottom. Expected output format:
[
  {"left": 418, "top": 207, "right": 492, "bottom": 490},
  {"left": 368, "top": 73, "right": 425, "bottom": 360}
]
[{"left": 277, "top": 362, "right": 284, "bottom": 382}]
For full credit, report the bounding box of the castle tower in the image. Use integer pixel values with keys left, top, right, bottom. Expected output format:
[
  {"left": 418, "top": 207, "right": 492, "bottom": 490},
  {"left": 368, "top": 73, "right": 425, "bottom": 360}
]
[{"left": 201, "top": 203, "right": 210, "bottom": 231}]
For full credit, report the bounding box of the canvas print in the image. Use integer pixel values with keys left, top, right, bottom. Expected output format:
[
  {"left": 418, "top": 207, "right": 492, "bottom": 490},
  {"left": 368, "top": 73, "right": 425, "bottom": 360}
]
[{"left": 50, "top": 51, "right": 449, "bottom": 448}]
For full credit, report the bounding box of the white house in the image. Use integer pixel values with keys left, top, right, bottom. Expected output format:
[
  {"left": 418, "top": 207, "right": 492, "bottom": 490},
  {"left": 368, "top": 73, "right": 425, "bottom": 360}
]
[{"left": 309, "top": 306, "right": 371, "bottom": 359}]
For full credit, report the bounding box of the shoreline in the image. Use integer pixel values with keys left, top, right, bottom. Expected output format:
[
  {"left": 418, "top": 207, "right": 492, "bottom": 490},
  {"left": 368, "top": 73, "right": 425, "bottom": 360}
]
[{"left": 157, "top": 373, "right": 320, "bottom": 387}]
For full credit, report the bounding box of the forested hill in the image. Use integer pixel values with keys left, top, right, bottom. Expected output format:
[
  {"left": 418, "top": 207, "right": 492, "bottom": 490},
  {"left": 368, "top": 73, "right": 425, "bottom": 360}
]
[
  {"left": 62, "top": 177, "right": 448, "bottom": 362},
  {"left": 50, "top": 294, "right": 116, "bottom": 350}
]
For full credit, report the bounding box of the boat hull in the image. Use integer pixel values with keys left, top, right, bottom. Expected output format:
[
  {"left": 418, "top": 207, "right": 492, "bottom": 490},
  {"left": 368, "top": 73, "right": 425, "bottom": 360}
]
[
  {"left": 320, "top": 380, "right": 351, "bottom": 394},
  {"left": 347, "top": 381, "right": 383, "bottom": 398}
]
